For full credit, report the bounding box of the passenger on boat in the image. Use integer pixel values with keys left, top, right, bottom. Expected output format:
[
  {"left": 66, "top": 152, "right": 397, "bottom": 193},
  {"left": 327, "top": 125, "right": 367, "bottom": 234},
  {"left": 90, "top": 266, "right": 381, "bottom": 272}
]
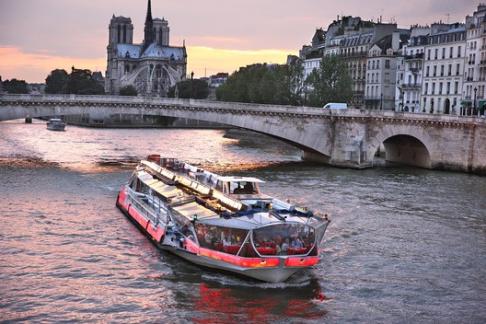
[
  {"left": 233, "top": 184, "right": 245, "bottom": 194},
  {"left": 281, "top": 238, "right": 289, "bottom": 253},
  {"left": 291, "top": 237, "right": 304, "bottom": 249}
]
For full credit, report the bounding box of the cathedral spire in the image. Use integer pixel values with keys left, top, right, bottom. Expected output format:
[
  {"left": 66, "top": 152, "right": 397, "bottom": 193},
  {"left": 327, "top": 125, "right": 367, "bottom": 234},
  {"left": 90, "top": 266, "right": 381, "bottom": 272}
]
[
  {"left": 146, "top": 0, "right": 153, "bottom": 22},
  {"left": 143, "top": 0, "right": 155, "bottom": 50}
]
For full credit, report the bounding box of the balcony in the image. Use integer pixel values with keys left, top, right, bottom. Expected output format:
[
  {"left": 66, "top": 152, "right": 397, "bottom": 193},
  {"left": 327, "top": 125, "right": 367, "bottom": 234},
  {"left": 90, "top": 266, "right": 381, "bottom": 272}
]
[
  {"left": 338, "top": 51, "right": 368, "bottom": 59},
  {"left": 401, "top": 83, "right": 421, "bottom": 89},
  {"left": 480, "top": 60, "right": 486, "bottom": 66},
  {"left": 466, "top": 77, "right": 474, "bottom": 82},
  {"left": 404, "top": 53, "right": 424, "bottom": 60}
]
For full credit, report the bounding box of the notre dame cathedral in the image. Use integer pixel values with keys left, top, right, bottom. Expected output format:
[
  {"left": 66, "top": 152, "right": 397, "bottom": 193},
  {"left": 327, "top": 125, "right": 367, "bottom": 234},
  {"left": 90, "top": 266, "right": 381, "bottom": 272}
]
[{"left": 105, "top": 0, "right": 187, "bottom": 96}]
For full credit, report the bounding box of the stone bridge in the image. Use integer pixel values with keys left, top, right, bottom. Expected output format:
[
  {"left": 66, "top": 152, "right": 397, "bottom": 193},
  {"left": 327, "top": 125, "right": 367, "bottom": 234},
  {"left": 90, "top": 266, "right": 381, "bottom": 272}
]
[{"left": 1, "top": 94, "right": 485, "bottom": 174}]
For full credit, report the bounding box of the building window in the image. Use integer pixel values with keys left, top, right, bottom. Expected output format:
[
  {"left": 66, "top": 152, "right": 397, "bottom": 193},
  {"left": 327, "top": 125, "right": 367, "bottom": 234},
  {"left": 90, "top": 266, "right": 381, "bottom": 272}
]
[
  {"left": 442, "top": 48, "right": 446, "bottom": 59},
  {"left": 427, "top": 49, "right": 431, "bottom": 60},
  {"left": 434, "top": 49, "right": 438, "bottom": 59},
  {"left": 433, "top": 65, "right": 437, "bottom": 77},
  {"left": 447, "top": 82, "right": 450, "bottom": 95},
  {"left": 449, "top": 46, "right": 453, "bottom": 58},
  {"left": 439, "top": 82, "right": 443, "bottom": 95},
  {"left": 440, "top": 65, "right": 444, "bottom": 77},
  {"left": 456, "top": 63, "right": 461, "bottom": 76},
  {"left": 426, "top": 66, "right": 430, "bottom": 77},
  {"left": 385, "top": 60, "right": 390, "bottom": 69},
  {"left": 448, "top": 64, "right": 452, "bottom": 76},
  {"left": 454, "top": 82, "right": 459, "bottom": 94},
  {"left": 424, "top": 83, "right": 429, "bottom": 95},
  {"left": 458, "top": 46, "right": 462, "bottom": 58},
  {"left": 432, "top": 82, "right": 436, "bottom": 95}
]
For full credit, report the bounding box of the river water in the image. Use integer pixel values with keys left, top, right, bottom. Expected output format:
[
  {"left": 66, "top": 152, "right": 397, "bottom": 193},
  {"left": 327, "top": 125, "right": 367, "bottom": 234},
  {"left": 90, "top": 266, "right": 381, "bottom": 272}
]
[{"left": 0, "top": 120, "right": 485, "bottom": 323}]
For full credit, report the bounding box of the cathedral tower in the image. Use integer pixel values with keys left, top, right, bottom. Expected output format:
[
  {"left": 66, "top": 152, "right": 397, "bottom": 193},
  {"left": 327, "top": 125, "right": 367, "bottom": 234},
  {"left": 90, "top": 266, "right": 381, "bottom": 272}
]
[
  {"left": 153, "top": 18, "right": 170, "bottom": 46},
  {"left": 108, "top": 16, "right": 133, "bottom": 46}
]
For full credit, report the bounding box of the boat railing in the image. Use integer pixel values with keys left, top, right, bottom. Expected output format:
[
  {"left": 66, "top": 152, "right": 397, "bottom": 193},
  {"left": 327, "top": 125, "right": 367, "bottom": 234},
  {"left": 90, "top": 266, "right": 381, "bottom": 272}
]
[{"left": 126, "top": 187, "right": 165, "bottom": 226}]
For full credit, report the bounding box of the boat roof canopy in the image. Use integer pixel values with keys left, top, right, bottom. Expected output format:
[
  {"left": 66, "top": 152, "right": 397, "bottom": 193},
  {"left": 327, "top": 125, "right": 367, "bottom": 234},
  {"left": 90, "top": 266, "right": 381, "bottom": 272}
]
[
  {"left": 216, "top": 176, "right": 265, "bottom": 183},
  {"left": 172, "top": 201, "right": 218, "bottom": 220}
]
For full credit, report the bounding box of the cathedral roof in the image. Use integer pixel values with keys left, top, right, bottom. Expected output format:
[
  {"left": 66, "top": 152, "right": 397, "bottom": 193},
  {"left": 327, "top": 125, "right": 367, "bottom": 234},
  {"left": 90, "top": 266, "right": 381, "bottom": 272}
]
[
  {"left": 141, "top": 43, "right": 184, "bottom": 59},
  {"left": 116, "top": 43, "right": 185, "bottom": 60}
]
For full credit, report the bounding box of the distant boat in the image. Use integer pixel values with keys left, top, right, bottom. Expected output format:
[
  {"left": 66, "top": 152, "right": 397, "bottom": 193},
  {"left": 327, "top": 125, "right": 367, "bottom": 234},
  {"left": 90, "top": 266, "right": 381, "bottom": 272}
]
[{"left": 46, "top": 118, "right": 66, "bottom": 131}]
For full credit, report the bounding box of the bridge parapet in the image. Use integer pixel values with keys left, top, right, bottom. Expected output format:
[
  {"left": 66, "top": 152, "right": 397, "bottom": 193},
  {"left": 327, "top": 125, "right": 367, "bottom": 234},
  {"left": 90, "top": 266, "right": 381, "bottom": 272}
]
[
  {"left": 1, "top": 94, "right": 485, "bottom": 127},
  {"left": 1, "top": 94, "right": 485, "bottom": 174}
]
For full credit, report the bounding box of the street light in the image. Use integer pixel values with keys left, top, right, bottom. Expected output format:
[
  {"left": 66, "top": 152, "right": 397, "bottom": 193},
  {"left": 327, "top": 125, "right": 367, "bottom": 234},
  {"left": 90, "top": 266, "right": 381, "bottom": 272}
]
[
  {"left": 474, "top": 87, "right": 478, "bottom": 116},
  {"left": 380, "top": 93, "right": 383, "bottom": 110},
  {"left": 401, "top": 89, "right": 404, "bottom": 112},
  {"left": 190, "top": 71, "right": 194, "bottom": 99}
]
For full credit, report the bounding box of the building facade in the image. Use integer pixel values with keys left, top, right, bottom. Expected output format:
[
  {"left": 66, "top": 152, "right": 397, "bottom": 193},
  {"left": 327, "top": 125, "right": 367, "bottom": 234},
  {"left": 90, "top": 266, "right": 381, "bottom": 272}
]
[
  {"left": 300, "top": 17, "right": 403, "bottom": 106},
  {"left": 396, "top": 27, "right": 430, "bottom": 112},
  {"left": 364, "top": 32, "right": 410, "bottom": 110},
  {"left": 422, "top": 23, "right": 466, "bottom": 114},
  {"left": 464, "top": 5, "right": 486, "bottom": 113},
  {"left": 105, "top": 0, "right": 187, "bottom": 96}
]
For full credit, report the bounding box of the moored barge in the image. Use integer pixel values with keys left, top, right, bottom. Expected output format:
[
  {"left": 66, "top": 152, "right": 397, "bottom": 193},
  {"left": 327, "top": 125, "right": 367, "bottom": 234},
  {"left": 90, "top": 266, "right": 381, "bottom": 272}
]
[{"left": 116, "top": 155, "right": 330, "bottom": 282}]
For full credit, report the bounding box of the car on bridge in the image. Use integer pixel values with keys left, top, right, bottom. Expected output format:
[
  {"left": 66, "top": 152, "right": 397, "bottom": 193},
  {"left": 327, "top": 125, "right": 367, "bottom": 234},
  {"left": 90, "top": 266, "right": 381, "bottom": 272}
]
[{"left": 323, "top": 103, "right": 347, "bottom": 110}]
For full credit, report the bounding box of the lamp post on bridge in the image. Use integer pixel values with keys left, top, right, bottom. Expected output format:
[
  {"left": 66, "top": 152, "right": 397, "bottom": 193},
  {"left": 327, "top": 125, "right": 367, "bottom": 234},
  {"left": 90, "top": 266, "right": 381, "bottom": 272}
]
[
  {"left": 400, "top": 89, "right": 404, "bottom": 112},
  {"left": 474, "top": 87, "right": 478, "bottom": 116},
  {"left": 190, "top": 71, "right": 194, "bottom": 99}
]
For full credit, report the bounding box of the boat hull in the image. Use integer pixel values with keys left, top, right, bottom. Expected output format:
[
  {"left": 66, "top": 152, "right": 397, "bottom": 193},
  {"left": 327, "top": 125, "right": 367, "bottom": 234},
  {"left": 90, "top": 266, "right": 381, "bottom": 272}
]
[
  {"left": 164, "top": 247, "right": 303, "bottom": 283},
  {"left": 47, "top": 125, "right": 65, "bottom": 131},
  {"left": 116, "top": 187, "right": 320, "bottom": 283}
]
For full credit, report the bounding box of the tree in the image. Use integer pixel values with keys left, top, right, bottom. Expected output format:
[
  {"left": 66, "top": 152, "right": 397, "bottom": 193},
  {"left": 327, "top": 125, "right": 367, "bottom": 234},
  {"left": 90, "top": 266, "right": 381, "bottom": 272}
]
[
  {"left": 288, "top": 59, "right": 305, "bottom": 105},
  {"left": 305, "top": 56, "right": 352, "bottom": 107},
  {"left": 216, "top": 63, "right": 294, "bottom": 105},
  {"left": 168, "top": 79, "right": 209, "bottom": 99},
  {"left": 45, "top": 69, "right": 69, "bottom": 94},
  {"left": 2, "top": 78, "right": 28, "bottom": 94},
  {"left": 64, "top": 67, "right": 105, "bottom": 95},
  {"left": 119, "top": 85, "right": 138, "bottom": 96}
]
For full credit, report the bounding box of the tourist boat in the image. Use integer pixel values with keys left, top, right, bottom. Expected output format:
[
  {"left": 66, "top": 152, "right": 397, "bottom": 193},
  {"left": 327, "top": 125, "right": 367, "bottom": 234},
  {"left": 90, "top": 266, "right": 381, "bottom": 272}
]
[
  {"left": 46, "top": 118, "right": 66, "bottom": 131},
  {"left": 116, "top": 155, "right": 330, "bottom": 282}
]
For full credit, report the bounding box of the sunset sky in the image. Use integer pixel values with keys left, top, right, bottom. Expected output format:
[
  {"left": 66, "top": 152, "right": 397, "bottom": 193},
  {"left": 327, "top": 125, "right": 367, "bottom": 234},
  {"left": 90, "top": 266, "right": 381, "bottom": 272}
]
[{"left": 0, "top": 0, "right": 477, "bottom": 83}]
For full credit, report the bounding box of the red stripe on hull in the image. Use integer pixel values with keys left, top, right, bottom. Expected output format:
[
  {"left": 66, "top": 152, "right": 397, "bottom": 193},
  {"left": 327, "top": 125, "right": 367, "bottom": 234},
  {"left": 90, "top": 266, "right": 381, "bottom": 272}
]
[
  {"left": 199, "top": 247, "right": 280, "bottom": 268},
  {"left": 285, "top": 256, "right": 320, "bottom": 267},
  {"left": 118, "top": 187, "right": 164, "bottom": 243},
  {"left": 146, "top": 221, "right": 165, "bottom": 242}
]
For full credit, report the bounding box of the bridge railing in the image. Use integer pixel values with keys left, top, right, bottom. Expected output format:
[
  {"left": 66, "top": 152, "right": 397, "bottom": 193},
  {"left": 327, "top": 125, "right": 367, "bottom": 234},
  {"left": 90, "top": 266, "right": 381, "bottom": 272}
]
[{"left": 1, "top": 94, "right": 485, "bottom": 125}]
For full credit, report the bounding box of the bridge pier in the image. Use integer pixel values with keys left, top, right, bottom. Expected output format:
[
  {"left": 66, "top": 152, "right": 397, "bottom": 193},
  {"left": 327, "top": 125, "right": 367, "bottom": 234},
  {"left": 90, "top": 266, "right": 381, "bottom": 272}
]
[{"left": 302, "top": 150, "right": 373, "bottom": 169}]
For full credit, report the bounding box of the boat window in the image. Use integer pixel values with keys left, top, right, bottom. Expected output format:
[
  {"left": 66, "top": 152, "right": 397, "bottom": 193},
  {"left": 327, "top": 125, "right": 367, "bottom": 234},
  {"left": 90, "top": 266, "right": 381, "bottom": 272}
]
[
  {"left": 230, "top": 181, "right": 258, "bottom": 194},
  {"left": 252, "top": 224, "right": 315, "bottom": 256},
  {"left": 195, "top": 223, "right": 248, "bottom": 255}
]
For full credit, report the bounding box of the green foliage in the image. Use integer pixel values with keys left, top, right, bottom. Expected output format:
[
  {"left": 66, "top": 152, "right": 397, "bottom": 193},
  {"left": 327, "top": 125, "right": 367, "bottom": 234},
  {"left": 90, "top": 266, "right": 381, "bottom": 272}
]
[
  {"left": 65, "top": 67, "right": 105, "bottom": 95},
  {"left": 2, "top": 78, "right": 29, "bottom": 94},
  {"left": 305, "top": 56, "right": 353, "bottom": 107},
  {"left": 168, "top": 79, "right": 209, "bottom": 99},
  {"left": 44, "top": 67, "right": 104, "bottom": 95},
  {"left": 119, "top": 85, "right": 138, "bottom": 96},
  {"left": 216, "top": 63, "right": 304, "bottom": 105},
  {"left": 45, "top": 69, "right": 69, "bottom": 94}
]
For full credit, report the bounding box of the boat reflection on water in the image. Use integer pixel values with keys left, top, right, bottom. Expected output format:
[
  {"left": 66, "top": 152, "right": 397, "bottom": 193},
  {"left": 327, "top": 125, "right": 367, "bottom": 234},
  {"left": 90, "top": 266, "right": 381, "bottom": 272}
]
[{"left": 192, "top": 277, "right": 329, "bottom": 323}]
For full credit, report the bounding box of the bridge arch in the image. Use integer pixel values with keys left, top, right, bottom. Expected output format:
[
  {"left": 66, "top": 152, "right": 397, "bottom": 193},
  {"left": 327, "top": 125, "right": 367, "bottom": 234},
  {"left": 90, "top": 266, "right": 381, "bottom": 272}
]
[{"left": 370, "top": 131, "right": 432, "bottom": 169}]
